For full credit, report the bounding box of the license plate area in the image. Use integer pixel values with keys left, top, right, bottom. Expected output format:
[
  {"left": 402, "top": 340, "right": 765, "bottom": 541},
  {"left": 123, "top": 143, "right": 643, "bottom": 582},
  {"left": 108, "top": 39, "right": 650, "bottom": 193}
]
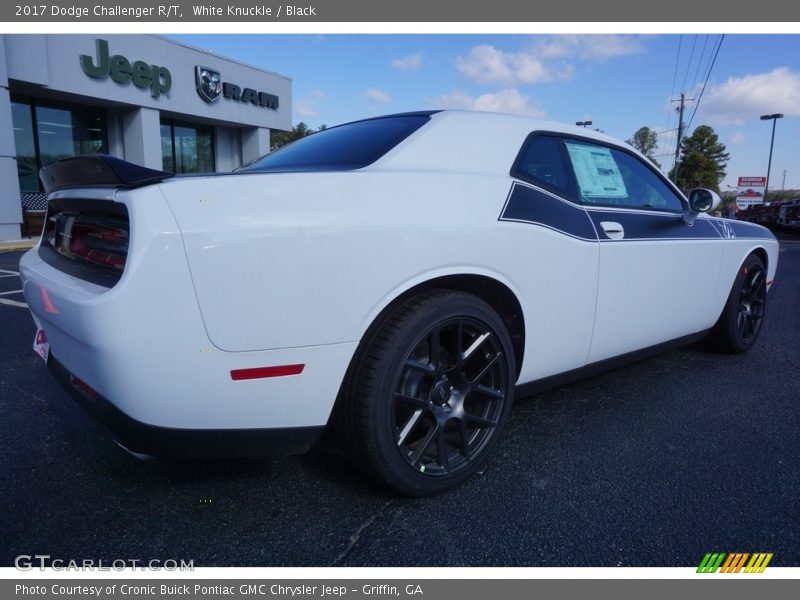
[{"left": 33, "top": 327, "right": 50, "bottom": 362}]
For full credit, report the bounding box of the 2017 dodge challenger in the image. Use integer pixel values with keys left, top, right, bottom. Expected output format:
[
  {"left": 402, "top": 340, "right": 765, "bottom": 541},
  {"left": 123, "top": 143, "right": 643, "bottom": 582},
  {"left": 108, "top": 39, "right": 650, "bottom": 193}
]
[{"left": 20, "top": 110, "right": 779, "bottom": 495}]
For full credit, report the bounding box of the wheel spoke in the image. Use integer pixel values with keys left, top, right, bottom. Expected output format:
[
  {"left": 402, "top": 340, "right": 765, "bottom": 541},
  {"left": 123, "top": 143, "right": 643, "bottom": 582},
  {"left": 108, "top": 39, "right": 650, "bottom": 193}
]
[
  {"left": 405, "top": 359, "right": 436, "bottom": 374},
  {"left": 476, "top": 384, "right": 505, "bottom": 400},
  {"left": 397, "top": 409, "right": 425, "bottom": 446},
  {"left": 746, "top": 277, "right": 766, "bottom": 302},
  {"left": 459, "top": 419, "right": 473, "bottom": 461},
  {"left": 744, "top": 316, "right": 754, "bottom": 338},
  {"left": 409, "top": 423, "right": 438, "bottom": 466},
  {"left": 394, "top": 392, "right": 429, "bottom": 409},
  {"left": 469, "top": 352, "right": 502, "bottom": 384},
  {"left": 462, "top": 331, "right": 491, "bottom": 362},
  {"left": 464, "top": 413, "right": 497, "bottom": 428},
  {"left": 454, "top": 319, "right": 464, "bottom": 366},
  {"left": 435, "top": 427, "right": 450, "bottom": 472},
  {"left": 429, "top": 327, "right": 441, "bottom": 370}
]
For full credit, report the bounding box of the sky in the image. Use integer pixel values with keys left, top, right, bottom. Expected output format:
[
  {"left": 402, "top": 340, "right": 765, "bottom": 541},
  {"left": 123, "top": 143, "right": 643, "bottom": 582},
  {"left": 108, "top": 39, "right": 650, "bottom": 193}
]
[{"left": 171, "top": 34, "right": 800, "bottom": 190}]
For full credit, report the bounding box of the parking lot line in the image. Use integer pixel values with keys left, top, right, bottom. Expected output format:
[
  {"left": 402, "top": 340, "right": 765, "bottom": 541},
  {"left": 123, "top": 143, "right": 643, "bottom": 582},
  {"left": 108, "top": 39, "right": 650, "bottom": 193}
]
[
  {"left": 0, "top": 289, "right": 27, "bottom": 308},
  {"left": 0, "top": 297, "right": 27, "bottom": 308}
]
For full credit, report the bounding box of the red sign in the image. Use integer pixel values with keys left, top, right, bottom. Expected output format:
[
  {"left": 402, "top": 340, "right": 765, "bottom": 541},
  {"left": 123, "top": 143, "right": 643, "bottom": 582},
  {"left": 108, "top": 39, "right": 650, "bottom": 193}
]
[
  {"left": 737, "top": 177, "right": 766, "bottom": 186},
  {"left": 736, "top": 176, "right": 767, "bottom": 210}
]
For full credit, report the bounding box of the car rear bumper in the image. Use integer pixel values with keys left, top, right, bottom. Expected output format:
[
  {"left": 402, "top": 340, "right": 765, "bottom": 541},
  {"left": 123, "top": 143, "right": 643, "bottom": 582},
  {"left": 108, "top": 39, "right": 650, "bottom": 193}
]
[{"left": 47, "top": 352, "right": 325, "bottom": 458}]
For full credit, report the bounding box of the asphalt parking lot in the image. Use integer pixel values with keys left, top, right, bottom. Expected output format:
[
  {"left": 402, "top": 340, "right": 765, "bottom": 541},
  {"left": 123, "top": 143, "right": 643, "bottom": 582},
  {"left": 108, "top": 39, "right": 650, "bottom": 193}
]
[{"left": 1, "top": 242, "right": 798, "bottom": 567}]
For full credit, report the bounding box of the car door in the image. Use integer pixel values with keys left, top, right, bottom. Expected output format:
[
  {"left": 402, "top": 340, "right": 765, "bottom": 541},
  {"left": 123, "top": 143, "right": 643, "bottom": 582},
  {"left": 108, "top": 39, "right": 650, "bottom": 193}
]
[
  {"left": 502, "top": 134, "right": 600, "bottom": 381},
  {"left": 559, "top": 137, "right": 724, "bottom": 363}
]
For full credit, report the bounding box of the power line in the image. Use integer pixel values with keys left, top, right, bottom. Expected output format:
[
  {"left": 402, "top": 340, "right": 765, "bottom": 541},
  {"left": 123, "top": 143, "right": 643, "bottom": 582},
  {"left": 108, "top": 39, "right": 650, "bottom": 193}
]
[
  {"left": 685, "top": 34, "right": 725, "bottom": 132},
  {"left": 689, "top": 35, "right": 710, "bottom": 94},
  {"left": 669, "top": 35, "right": 683, "bottom": 102},
  {"left": 680, "top": 35, "right": 698, "bottom": 94},
  {"left": 662, "top": 35, "right": 683, "bottom": 174}
]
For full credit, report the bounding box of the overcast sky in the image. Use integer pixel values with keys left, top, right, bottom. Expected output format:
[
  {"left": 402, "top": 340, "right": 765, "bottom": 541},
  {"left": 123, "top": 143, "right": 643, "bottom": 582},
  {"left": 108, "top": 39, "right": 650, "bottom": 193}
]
[{"left": 172, "top": 34, "right": 800, "bottom": 190}]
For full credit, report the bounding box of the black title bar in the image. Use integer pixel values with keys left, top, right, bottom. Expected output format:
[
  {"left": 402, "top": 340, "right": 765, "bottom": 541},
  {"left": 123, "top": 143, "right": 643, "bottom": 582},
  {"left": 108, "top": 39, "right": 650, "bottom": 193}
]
[{"left": 3, "top": 1, "right": 800, "bottom": 22}]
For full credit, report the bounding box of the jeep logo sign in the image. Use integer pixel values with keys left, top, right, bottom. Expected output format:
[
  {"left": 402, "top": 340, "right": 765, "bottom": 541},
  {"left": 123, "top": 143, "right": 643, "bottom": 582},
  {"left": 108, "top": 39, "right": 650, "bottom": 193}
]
[
  {"left": 80, "top": 39, "right": 171, "bottom": 98},
  {"left": 194, "top": 65, "right": 279, "bottom": 110}
]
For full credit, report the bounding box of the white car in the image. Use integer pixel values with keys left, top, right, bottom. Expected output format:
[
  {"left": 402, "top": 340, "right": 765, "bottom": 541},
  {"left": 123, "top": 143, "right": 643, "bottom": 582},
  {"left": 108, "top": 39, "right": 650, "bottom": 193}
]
[{"left": 20, "top": 110, "right": 779, "bottom": 495}]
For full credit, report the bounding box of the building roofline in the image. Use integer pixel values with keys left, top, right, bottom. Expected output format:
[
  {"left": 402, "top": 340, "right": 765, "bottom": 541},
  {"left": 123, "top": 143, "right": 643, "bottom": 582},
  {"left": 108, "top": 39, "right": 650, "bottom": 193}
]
[{"left": 153, "top": 34, "right": 293, "bottom": 83}]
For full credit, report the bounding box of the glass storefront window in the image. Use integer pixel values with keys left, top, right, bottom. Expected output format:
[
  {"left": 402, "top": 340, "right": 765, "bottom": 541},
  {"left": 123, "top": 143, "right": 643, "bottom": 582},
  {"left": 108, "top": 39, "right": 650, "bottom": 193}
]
[
  {"left": 10, "top": 96, "right": 108, "bottom": 192},
  {"left": 161, "top": 120, "right": 215, "bottom": 174},
  {"left": 160, "top": 124, "right": 175, "bottom": 173},
  {"left": 11, "top": 102, "right": 38, "bottom": 193}
]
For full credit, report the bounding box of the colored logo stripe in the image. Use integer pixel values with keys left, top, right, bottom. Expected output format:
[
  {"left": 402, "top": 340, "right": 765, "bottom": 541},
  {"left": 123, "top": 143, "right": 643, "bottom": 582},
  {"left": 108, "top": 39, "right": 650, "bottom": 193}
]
[
  {"left": 745, "top": 553, "right": 773, "bottom": 573},
  {"left": 720, "top": 553, "right": 749, "bottom": 573},
  {"left": 697, "top": 553, "right": 726, "bottom": 573},
  {"left": 697, "top": 552, "right": 773, "bottom": 573}
]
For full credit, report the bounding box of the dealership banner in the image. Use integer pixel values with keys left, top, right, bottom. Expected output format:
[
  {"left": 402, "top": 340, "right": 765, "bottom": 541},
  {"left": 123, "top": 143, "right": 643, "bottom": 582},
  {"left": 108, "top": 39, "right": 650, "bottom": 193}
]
[
  {"left": 736, "top": 176, "right": 767, "bottom": 210},
  {"left": 3, "top": 0, "right": 800, "bottom": 21},
  {"left": 4, "top": 579, "right": 799, "bottom": 600}
]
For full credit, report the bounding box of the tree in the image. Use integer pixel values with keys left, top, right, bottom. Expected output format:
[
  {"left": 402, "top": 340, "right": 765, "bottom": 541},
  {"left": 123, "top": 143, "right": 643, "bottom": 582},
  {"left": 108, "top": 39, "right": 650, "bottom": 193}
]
[
  {"left": 627, "top": 126, "right": 660, "bottom": 168},
  {"left": 668, "top": 125, "right": 729, "bottom": 193},
  {"left": 270, "top": 122, "right": 317, "bottom": 151}
]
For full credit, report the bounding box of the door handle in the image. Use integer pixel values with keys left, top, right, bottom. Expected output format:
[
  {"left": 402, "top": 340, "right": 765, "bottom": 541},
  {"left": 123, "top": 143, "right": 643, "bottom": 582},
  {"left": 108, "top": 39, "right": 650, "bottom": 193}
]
[{"left": 600, "top": 221, "right": 624, "bottom": 240}]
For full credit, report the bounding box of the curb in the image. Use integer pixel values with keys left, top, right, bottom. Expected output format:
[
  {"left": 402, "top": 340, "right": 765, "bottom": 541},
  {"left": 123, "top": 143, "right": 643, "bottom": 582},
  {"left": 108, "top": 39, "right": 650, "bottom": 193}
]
[{"left": 0, "top": 239, "right": 37, "bottom": 252}]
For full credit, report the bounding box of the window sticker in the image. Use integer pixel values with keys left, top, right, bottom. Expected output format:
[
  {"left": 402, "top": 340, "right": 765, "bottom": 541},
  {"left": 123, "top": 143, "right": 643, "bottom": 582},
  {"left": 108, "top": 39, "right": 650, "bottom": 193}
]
[{"left": 565, "top": 143, "right": 628, "bottom": 199}]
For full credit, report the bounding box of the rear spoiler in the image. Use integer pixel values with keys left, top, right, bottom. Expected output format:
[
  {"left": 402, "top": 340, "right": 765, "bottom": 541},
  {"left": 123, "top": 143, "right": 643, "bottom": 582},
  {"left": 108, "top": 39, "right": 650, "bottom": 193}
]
[{"left": 39, "top": 155, "right": 173, "bottom": 194}]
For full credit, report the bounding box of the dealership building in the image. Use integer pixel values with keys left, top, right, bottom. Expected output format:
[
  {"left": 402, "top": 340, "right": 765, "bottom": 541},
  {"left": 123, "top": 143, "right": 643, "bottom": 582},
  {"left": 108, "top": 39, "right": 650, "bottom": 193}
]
[{"left": 0, "top": 34, "right": 292, "bottom": 241}]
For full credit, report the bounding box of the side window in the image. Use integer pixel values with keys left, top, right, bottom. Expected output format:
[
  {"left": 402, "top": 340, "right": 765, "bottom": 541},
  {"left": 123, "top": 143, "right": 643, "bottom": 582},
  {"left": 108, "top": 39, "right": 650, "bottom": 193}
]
[
  {"left": 564, "top": 140, "right": 684, "bottom": 212},
  {"left": 512, "top": 135, "right": 575, "bottom": 200}
]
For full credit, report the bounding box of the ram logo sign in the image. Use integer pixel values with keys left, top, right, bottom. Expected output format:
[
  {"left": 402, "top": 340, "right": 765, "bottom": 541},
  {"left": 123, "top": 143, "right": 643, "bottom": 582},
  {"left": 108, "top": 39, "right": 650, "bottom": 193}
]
[
  {"left": 194, "top": 66, "right": 279, "bottom": 110},
  {"left": 195, "top": 66, "right": 222, "bottom": 103}
]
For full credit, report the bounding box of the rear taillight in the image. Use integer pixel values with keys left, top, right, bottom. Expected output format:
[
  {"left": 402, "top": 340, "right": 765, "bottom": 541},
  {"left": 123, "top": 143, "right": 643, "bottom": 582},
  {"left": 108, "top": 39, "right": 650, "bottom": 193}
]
[
  {"left": 46, "top": 212, "right": 128, "bottom": 272},
  {"left": 40, "top": 200, "right": 130, "bottom": 288},
  {"left": 68, "top": 221, "right": 128, "bottom": 270}
]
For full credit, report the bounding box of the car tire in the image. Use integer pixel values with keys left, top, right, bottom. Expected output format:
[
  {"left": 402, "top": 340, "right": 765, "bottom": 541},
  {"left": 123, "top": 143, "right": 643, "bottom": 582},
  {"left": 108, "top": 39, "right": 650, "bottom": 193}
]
[
  {"left": 337, "top": 290, "right": 516, "bottom": 496},
  {"left": 709, "top": 253, "right": 768, "bottom": 354}
]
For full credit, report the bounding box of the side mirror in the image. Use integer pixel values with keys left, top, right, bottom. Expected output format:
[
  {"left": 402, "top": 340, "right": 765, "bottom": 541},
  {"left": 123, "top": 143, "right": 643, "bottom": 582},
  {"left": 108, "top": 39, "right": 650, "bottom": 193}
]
[{"left": 683, "top": 188, "right": 721, "bottom": 225}]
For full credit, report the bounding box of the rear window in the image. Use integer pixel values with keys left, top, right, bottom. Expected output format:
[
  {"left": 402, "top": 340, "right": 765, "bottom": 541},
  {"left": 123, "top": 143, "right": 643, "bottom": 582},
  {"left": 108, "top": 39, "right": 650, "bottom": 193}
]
[{"left": 238, "top": 114, "right": 431, "bottom": 173}]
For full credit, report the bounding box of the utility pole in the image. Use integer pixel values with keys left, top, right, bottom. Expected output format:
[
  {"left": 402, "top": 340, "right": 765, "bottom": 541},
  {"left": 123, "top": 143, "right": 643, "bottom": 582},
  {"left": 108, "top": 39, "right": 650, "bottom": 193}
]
[
  {"left": 782, "top": 169, "right": 787, "bottom": 193},
  {"left": 671, "top": 93, "right": 694, "bottom": 185},
  {"left": 760, "top": 113, "right": 784, "bottom": 202}
]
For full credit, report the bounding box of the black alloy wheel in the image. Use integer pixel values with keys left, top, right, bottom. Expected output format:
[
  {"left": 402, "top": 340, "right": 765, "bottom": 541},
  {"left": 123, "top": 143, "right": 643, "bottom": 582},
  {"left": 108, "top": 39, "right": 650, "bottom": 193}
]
[
  {"left": 710, "top": 253, "right": 768, "bottom": 354},
  {"left": 736, "top": 262, "right": 767, "bottom": 343},
  {"left": 392, "top": 317, "right": 508, "bottom": 478},
  {"left": 337, "top": 290, "right": 516, "bottom": 496}
]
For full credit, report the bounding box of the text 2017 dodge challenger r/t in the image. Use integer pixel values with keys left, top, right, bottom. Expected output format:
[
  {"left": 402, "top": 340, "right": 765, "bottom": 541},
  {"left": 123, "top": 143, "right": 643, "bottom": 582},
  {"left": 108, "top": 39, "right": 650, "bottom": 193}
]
[{"left": 20, "top": 110, "right": 778, "bottom": 495}]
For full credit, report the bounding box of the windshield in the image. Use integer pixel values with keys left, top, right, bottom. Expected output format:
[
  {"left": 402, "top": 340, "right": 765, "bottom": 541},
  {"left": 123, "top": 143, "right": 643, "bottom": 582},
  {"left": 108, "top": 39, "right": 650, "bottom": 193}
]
[{"left": 237, "top": 113, "right": 433, "bottom": 173}]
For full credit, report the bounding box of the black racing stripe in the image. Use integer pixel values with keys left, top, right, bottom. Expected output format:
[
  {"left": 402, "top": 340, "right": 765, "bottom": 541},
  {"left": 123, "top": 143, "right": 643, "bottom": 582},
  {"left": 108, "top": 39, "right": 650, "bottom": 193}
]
[
  {"left": 499, "top": 183, "right": 777, "bottom": 243},
  {"left": 499, "top": 183, "right": 598, "bottom": 241},
  {"left": 725, "top": 220, "right": 777, "bottom": 240},
  {"left": 587, "top": 209, "right": 722, "bottom": 241}
]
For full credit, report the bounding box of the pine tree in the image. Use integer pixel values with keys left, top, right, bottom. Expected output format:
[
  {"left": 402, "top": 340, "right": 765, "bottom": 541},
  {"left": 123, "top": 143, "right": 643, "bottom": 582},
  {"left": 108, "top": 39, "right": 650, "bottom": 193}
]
[{"left": 669, "top": 125, "right": 729, "bottom": 192}]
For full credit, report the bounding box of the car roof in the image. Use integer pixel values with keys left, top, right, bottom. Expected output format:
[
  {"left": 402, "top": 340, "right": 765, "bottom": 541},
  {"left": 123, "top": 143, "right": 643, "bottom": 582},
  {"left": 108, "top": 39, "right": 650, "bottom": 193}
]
[{"left": 371, "top": 109, "right": 637, "bottom": 176}]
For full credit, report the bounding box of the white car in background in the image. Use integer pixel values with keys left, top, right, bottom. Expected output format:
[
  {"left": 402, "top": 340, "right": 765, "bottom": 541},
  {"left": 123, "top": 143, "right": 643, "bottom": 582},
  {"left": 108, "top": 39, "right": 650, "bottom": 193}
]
[{"left": 20, "top": 110, "right": 779, "bottom": 495}]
